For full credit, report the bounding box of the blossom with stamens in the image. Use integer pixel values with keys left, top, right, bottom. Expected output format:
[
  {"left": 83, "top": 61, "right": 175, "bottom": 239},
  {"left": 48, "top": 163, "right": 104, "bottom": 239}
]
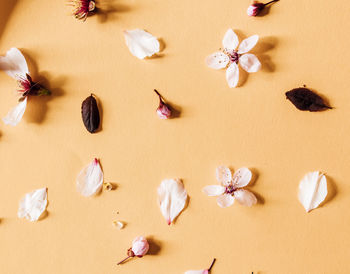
[
  {"left": 206, "top": 29, "right": 261, "bottom": 88},
  {"left": 69, "top": 0, "right": 96, "bottom": 20}
]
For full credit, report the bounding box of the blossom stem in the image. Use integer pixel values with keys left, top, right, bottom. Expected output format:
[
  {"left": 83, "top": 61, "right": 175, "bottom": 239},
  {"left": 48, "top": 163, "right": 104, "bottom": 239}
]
[
  {"left": 208, "top": 258, "right": 216, "bottom": 271},
  {"left": 153, "top": 89, "right": 163, "bottom": 100},
  {"left": 117, "top": 256, "right": 132, "bottom": 265},
  {"left": 264, "top": 0, "right": 279, "bottom": 6}
]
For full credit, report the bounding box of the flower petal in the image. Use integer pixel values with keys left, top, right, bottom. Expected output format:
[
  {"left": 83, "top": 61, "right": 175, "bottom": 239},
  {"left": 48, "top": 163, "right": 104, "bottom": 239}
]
[
  {"left": 18, "top": 188, "right": 48, "bottom": 222},
  {"left": 298, "top": 171, "right": 327, "bottom": 212},
  {"left": 202, "top": 185, "right": 225, "bottom": 196},
  {"left": 216, "top": 194, "right": 234, "bottom": 208},
  {"left": 232, "top": 167, "right": 252, "bottom": 188},
  {"left": 239, "top": 53, "right": 261, "bottom": 73},
  {"left": 0, "top": 48, "right": 29, "bottom": 79},
  {"left": 185, "top": 270, "right": 208, "bottom": 274},
  {"left": 76, "top": 158, "right": 103, "bottom": 197},
  {"left": 206, "top": 51, "right": 229, "bottom": 70},
  {"left": 216, "top": 166, "right": 232, "bottom": 185},
  {"left": 123, "top": 29, "right": 160, "bottom": 59},
  {"left": 157, "top": 179, "right": 188, "bottom": 225},
  {"left": 237, "top": 35, "right": 259, "bottom": 54},
  {"left": 226, "top": 62, "right": 239, "bottom": 88},
  {"left": 3, "top": 97, "right": 27, "bottom": 126},
  {"left": 234, "top": 189, "right": 257, "bottom": 207},
  {"left": 222, "top": 29, "right": 239, "bottom": 51}
]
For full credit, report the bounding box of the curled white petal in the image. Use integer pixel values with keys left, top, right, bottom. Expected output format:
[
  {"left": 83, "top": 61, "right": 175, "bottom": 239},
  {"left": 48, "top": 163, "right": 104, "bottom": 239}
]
[
  {"left": 3, "top": 97, "right": 27, "bottom": 126},
  {"left": 206, "top": 51, "right": 229, "bottom": 70},
  {"left": 216, "top": 166, "right": 232, "bottom": 185},
  {"left": 298, "top": 171, "right": 327, "bottom": 212},
  {"left": 237, "top": 35, "right": 259, "bottom": 54},
  {"left": 76, "top": 158, "right": 103, "bottom": 197},
  {"left": 232, "top": 167, "right": 252, "bottom": 188},
  {"left": 18, "top": 188, "right": 48, "bottom": 222},
  {"left": 222, "top": 29, "right": 239, "bottom": 51},
  {"left": 239, "top": 53, "right": 261, "bottom": 73},
  {"left": 157, "top": 179, "right": 188, "bottom": 225},
  {"left": 112, "top": 220, "right": 125, "bottom": 229},
  {"left": 216, "top": 194, "right": 234, "bottom": 208},
  {"left": 226, "top": 62, "right": 239, "bottom": 88},
  {"left": 234, "top": 189, "right": 257, "bottom": 207},
  {"left": 185, "top": 270, "right": 208, "bottom": 274},
  {"left": 123, "top": 29, "right": 160, "bottom": 59},
  {"left": 202, "top": 185, "right": 225, "bottom": 196},
  {"left": 0, "top": 48, "right": 29, "bottom": 79}
]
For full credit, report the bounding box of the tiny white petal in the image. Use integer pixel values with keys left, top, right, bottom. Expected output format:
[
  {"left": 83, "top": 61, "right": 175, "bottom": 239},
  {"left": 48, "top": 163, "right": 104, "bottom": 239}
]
[
  {"left": 112, "top": 220, "right": 125, "bottom": 229},
  {"left": 0, "top": 48, "right": 29, "bottom": 79},
  {"left": 157, "top": 179, "right": 188, "bottom": 225},
  {"left": 185, "top": 270, "right": 208, "bottom": 274},
  {"left": 3, "top": 97, "right": 27, "bottom": 126},
  {"left": 239, "top": 53, "right": 261, "bottom": 73},
  {"left": 123, "top": 29, "right": 160, "bottom": 59},
  {"left": 232, "top": 167, "right": 252, "bottom": 188},
  {"left": 76, "top": 158, "right": 103, "bottom": 197},
  {"left": 234, "top": 189, "right": 257, "bottom": 207},
  {"left": 298, "top": 171, "right": 327, "bottom": 212},
  {"left": 216, "top": 166, "right": 232, "bottom": 185},
  {"left": 216, "top": 194, "right": 234, "bottom": 208},
  {"left": 18, "top": 188, "right": 48, "bottom": 222},
  {"left": 237, "top": 35, "right": 259, "bottom": 54},
  {"left": 206, "top": 51, "right": 229, "bottom": 70},
  {"left": 226, "top": 62, "right": 239, "bottom": 88},
  {"left": 202, "top": 185, "right": 225, "bottom": 196},
  {"left": 222, "top": 29, "right": 239, "bottom": 51}
]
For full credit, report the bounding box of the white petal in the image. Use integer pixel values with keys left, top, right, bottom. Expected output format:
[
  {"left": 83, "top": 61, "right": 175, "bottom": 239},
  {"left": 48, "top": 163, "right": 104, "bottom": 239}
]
[
  {"left": 298, "top": 171, "right": 327, "bottom": 212},
  {"left": 216, "top": 166, "right": 232, "bottom": 185},
  {"left": 237, "top": 35, "right": 259, "bottom": 54},
  {"left": 222, "top": 29, "right": 239, "bottom": 51},
  {"left": 76, "top": 158, "right": 103, "bottom": 197},
  {"left": 185, "top": 270, "right": 208, "bottom": 274},
  {"left": 18, "top": 188, "right": 47, "bottom": 222},
  {"left": 226, "top": 62, "right": 239, "bottom": 88},
  {"left": 216, "top": 194, "right": 234, "bottom": 208},
  {"left": 232, "top": 167, "right": 252, "bottom": 188},
  {"left": 202, "top": 185, "right": 225, "bottom": 196},
  {"left": 3, "top": 97, "right": 27, "bottom": 126},
  {"left": 0, "top": 48, "right": 29, "bottom": 79},
  {"left": 206, "top": 51, "right": 229, "bottom": 70},
  {"left": 157, "top": 179, "right": 188, "bottom": 225},
  {"left": 112, "top": 220, "right": 125, "bottom": 229},
  {"left": 239, "top": 53, "right": 261, "bottom": 73},
  {"left": 234, "top": 189, "right": 257, "bottom": 207},
  {"left": 123, "top": 29, "right": 160, "bottom": 59}
]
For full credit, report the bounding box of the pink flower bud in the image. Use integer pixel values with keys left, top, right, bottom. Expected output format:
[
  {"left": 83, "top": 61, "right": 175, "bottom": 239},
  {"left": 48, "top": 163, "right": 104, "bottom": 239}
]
[
  {"left": 131, "top": 236, "right": 149, "bottom": 257},
  {"left": 154, "top": 89, "right": 172, "bottom": 119},
  {"left": 247, "top": 2, "right": 265, "bottom": 16}
]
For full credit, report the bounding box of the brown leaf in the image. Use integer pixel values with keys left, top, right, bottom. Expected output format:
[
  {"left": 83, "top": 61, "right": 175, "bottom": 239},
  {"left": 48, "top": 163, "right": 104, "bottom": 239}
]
[{"left": 81, "top": 94, "right": 100, "bottom": 133}]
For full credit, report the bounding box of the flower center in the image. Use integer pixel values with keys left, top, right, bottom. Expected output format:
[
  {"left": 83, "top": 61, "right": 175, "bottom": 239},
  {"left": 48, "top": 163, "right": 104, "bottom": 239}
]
[
  {"left": 225, "top": 184, "right": 237, "bottom": 195},
  {"left": 223, "top": 49, "right": 239, "bottom": 64}
]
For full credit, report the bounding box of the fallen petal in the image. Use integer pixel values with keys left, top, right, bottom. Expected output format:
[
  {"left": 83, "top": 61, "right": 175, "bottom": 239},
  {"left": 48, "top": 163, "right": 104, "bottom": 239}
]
[
  {"left": 239, "top": 53, "right": 261, "bottom": 73},
  {"left": 216, "top": 166, "right": 232, "bottom": 185},
  {"left": 18, "top": 188, "right": 48, "bottom": 222},
  {"left": 222, "top": 29, "right": 239, "bottom": 51},
  {"left": 234, "top": 189, "right": 257, "bottom": 207},
  {"left": 206, "top": 51, "right": 229, "bottom": 70},
  {"left": 0, "top": 48, "right": 29, "bottom": 79},
  {"left": 232, "top": 167, "right": 252, "bottom": 188},
  {"left": 185, "top": 270, "right": 208, "bottom": 274},
  {"left": 76, "top": 158, "right": 103, "bottom": 197},
  {"left": 3, "top": 97, "right": 27, "bottom": 126},
  {"left": 202, "top": 185, "right": 225, "bottom": 196},
  {"left": 237, "top": 35, "right": 259, "bottom": 54},
  {"left": 216, "top": 194, "right": 234, "bottom": 208},
  {"left": 226, "top": 62, "right": 239, "bottom": 88},
  {"left": 112, "top": 220, "right": 125, "bottom": 229},
  {"left": 123, "top": 29, "right": 160, "bottom": 59}
]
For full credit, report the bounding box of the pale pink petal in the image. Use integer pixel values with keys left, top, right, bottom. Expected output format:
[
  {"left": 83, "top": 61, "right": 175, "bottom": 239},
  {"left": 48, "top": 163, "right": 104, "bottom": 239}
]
[
  {"left": 226, "top": 62, "right": 239, "bottom": 88},
  {"left": 232, "top": 167, "right": 252, "bottom": 188},
  {"left": 123, "top": 29, "right": 160, "bottom": 59},
  {"left": 76, "top": 158, "right": 103, "bottom": 197},
  {"left": 239, "top": 53, "right": 261, "bottom": 73},
  {"left": 216, "top": 194, "right": 234, "bottom": 208},
  {"left": 237, "top": 35, "right": 259, "bottom": 54},
  {"left": 3, "top": 97, "right": 27, "bottom": 126},
  {"left": 18, "top": 188, "right": 48, "bottom": 222},
  {"left": 216, "top": 166, "right": 232, "bottom": 185},
  {"left": 234, "top": 189, "right": 257, "bottom": 207},
  {"left": 0, "top": 48, "right": 29, "bottom": 79},
  {"left": 202, "top": 185, "right": 225, "bottom": 196},
  {"left": 222, "top": 29, "right": 239, "bottom": 51},
  {"left": 157, "top": 179, "right": 188, "bottom": 225},
  {"left": 185, "top": 270, "right": 208, "bottom": 274},
  {"left": 206, "top": 51, "right": 229, "bottom": 70},
  {"left": 298, "top": 171, "right": 327, "bottom": 212}
]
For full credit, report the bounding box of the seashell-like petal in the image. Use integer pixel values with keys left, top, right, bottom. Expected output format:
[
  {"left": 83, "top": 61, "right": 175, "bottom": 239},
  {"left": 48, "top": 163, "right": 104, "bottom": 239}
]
[
  {"left": 157, "top": 179, "right": 188, "bottom": 225},
  {"left": 202, "top": 185, "right": 225, "bottom": 196},
  {"left": 0, "top": 48, "right": 29, "bottom": 79},
  {"left": 237, "top": 35, "right": 259, "bottom": 54},
  {"left": 206, "top": 51, "right": 229, "bottom": 70},
  {"left": 234, "top": 189, "right": 257, "bottom": 207},
  {"left": 239, "top": 53, "right": 261, "bottom": 73},
  {"left": 298, "top": 171, "right": 327, "bottom": 212},
  {"left": 3, "top": 97, "right": 27, "bottom": 126},
  {"left": 225, "top": 62, "right": 239, "bottom": 88},
  {"left": 232, "top": 167, "right": 252, "bottom": 188},
  {"left": 18, "top": 188, "right": 48, "bottom": 222},
  {"left": 76, "top": 158, "right": 103, "bottom": 197},
  {"left": 216, "top": 166, "right": 232, "bottom": 185},
  {"left": 222, "top": 29, "right": 239, "bottom": 51},
  {"left": 185, "top": 270, "right": 208, "bottom": 274},
  {"left": 216, "top": 194, "right": 234, "bottom": 208},
  {"left": 123, "top": 29, "right": 160, "bottom": 59}
]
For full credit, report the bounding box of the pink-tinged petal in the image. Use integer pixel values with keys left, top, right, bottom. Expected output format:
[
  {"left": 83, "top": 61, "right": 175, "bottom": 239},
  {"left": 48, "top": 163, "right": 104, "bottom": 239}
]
[
  {"left": 239, "top": 53, "right": 261, "bottom": 73},
  {"left": 206, "top": 51, "right": 229, "bottom": 70},
  {"left": 216, "top": 166, "right": 232, "bottom": 185},
  {"left": 157, "top": 179, "right": 188, "bottom": 225},
  {"left": 237, "top": 35, "right": 259, "bottom": 54},
  {"left": 202, "top": 185, "right": 225, "bottom": 196},
  {"left": 185, "top": 270, "right": 208, "bottom": 274},
  {"left": 3, "top": 97, "right": 27, "bottom": 126},
  {"left": 131, "top": 236, "right": 149, "bottom": 256},
  {"left": 216, "top": 194, "right": 234, "bottom": 208},
  {"left": 226, "top": 62, "right": 239, "bottom": 88},
  {"left": 234, "top": 189, "right": 257, "bottom": 207},
  {"left": 123, "top": 29, "right": 160, "bottom": 59},
  {"left": 18, "top": 188, "right": 48, "bottom": 222},
  {"left": 222, "top": 29, "right": 239, "bottom": 51},
  {"left": 76, "top": 158, "right": 103, "bottom": 197},
  {"left": 232, "top": 167, "right": 252, "bottom": 188},
  {"left": 0, "top": 48, "right": 29, "bottom": 79}
]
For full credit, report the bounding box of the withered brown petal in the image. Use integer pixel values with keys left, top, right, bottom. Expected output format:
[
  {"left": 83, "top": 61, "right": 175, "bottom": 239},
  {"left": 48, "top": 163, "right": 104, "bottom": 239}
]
[
  {"left": 81, "top": 94, "right": 100, "bottom": 133},
  {"left": 285, "top": 87, "right": 332, "bottom": 112}
]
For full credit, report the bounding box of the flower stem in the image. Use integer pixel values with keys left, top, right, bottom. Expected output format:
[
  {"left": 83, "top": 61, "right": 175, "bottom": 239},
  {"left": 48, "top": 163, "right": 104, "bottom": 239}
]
[
  {"left": 208, "top": 258, "right": 216, "bottom": 271},
  {"left": 154, "top": 89, "right": 163, "bottom": 99},
  {"left": 264, "top": 0, "right": 279, "bottom": 6},
  {"left": 117, "top": 256, "right": 132, "bottom": 265}
]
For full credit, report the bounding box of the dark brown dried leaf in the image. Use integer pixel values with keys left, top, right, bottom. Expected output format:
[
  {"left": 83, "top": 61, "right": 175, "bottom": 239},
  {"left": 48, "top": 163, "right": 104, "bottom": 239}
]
[
  {"left": 81, "top": 94, "right": 100, "bottom": 133},
  {"left": 285, "top": 87, "right": 332, "bottom": 112}
]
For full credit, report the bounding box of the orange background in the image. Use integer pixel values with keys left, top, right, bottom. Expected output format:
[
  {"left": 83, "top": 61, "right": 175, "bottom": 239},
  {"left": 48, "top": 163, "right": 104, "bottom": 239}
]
[{"left": 1, "top": 0, "right": 350, "bottom": 273}]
